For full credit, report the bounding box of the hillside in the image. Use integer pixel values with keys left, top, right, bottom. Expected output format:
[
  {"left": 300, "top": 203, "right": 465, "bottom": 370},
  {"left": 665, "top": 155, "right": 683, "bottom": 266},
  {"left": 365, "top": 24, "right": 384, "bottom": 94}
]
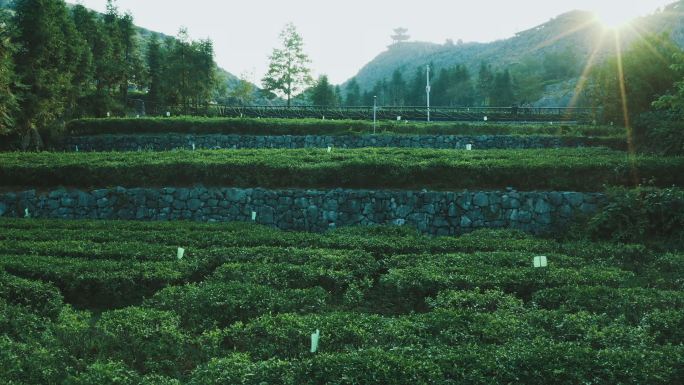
[{"left": 346, "top": 2, "right": 684, "bottom": 106}]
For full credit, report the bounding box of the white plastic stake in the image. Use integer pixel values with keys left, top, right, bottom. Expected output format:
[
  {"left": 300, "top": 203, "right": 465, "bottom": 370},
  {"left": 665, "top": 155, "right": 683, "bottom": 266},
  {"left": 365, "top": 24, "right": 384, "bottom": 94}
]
[
  {"left": 327, "top": 146, "right": 332, "bottom": 153},
  {"left": 466, "top": 144, "right": 473, "bottom": 151},
  {"left": 166, "top": 111, "right": 171, "bottom": 117},
  {"left": 75, "top": 145, "right": 79, "bottom": 152},
  {"left": 24, "top": 208, "right": 30, "bottom": 218},
  {"left": 397, "top": 116, "right": 402, "bottom": 121},
  {"left": 483, "top": 116, "right": 488, "bottom": 122},
  {"left": 251, "top": 211, "right": 257, "bottom": 221},
  {"left": 310, "top": 329, "right": 320, "bottom": 353},
  {"left": 192, "top": 143, "right": 196, "bottom": 151},
  {"left": 107, "top": 112, "right": 111, "bottom": 117},
  {"left": 177, "top": 247, "right": 185, "bottom": 260},
  {"left": 533, "top": 256, "right": 548, "bottom": 268}
]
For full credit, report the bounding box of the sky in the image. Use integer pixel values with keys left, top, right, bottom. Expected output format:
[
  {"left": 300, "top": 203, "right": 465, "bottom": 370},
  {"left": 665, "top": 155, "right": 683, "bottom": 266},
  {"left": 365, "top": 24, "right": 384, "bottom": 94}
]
[{"left": 76, "top": 0, "right": 675, "bottom": 84}]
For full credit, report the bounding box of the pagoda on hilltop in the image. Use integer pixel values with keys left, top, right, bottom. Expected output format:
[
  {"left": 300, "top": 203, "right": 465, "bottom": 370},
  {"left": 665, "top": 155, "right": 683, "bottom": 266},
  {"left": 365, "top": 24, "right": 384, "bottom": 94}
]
[{"left": 390, "top": 27, "right": 410, "bottom": 45}]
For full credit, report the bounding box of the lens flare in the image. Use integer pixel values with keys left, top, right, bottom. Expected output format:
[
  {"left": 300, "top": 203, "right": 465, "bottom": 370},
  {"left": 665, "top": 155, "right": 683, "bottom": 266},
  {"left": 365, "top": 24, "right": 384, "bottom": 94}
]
[{"left": 593, "top": 10, "right": 633, "bottom": 29}]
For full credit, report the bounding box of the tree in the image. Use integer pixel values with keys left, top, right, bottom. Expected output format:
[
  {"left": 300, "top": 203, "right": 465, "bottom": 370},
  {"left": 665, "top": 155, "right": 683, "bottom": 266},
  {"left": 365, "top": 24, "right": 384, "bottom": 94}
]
[
  {"left": 653, "top": 51, "right": 684, "bottom": 113},
  {"left": 334, "top": 85, "right": 343, "bottom": 106},
  {"left": 345, "top": 78, "right": 361, "bottom": 106},
  {"left": 388, "top": 69, "right": 406, "bottom": 106},
  {"left": 262, "top": 23, "right": 312, "bottom": 107},
  {"left": 103, "top": 0, "right": 139, "bottom": 111},
  {"left": 145, "top": 34, "right": 165, "bottom": 110},
  {"left": 477, "top": 62, "right": 494, "bottom": 106},
  {"left": 406, "top": 67, "right": 426, "bottom": 106},
  {"left": 490, "top": 69, "right": 515, "bottom": 106},
  {"left": 310, "top": 75, "right": 336, "bottom": 106},
  {"left": 12, "top": 0, "right": 87, "bottom": 148},
  {"left": 230, "top": 72, "right": 255, "bottom": 106},
  {"left": 586, "top": 33, "right": 681, "bottom": 124},
  {"left": 0, "top": 12, "right": 17, "bottom": 136},
  {"left": 165, "top": 28, "right": 216, "bottom": 110}
]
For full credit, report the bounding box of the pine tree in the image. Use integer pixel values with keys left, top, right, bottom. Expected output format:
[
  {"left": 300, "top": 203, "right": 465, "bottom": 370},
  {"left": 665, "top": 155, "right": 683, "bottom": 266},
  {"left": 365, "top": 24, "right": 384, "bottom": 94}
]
[
  {"left": 334, "top": 85, "right": 342, "bottom": 107},
  {"left": 262, "top": 23, "right": 312, "bottom": 107},
  {"left": 345, "top": 78, "right": 361, "bottom": 106},
  {"left": 0, "top": 12, "right": 17, "bottom": 136},
  {"left": 388, "top": 69, "right": 406, "bottom": 106},
  {"left": 477, "top": 62, "right": 494, "bottom": 106},
  {"left": 146, "top": 34, "right": 165, "bottom": 110},
  {"left": 310, "top": 75, "right": 336, "bottom": 106},
  {"left": 407, "top": 67, "right": 426, "bottom": 106},
  {"left": 491, "top": 69, "right": 515, "bottom": 106},
  {"left": 12, "top": 0, "right": 86, "bottom": 148}
]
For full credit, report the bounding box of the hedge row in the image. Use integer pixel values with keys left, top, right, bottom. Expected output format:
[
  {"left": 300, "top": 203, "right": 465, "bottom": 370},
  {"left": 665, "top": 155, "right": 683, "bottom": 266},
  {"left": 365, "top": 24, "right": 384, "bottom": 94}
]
[
  {"left": 1, "top": 218, "right": 682, "bottom": 384},
  {"left": 380, "top": 265, "right": 633, "bottom": 304},
  {"left": 3, "top": 305, "right": 679, "bottom": 384},
  {"left": 66, "top": 117, "right": 624, "bottom": 137},
  {"left": 217, "top": 308, "right": 669, "bottom": 361},
  {"left": 0, "top": 220, "right": 660, "bottom": 276},
  {"left": 0, "top": 270, "right": 64, "bottom": 319},
  {"left": 187, "top": 344, "right": 684, "bottom": 385},
  {"left": 532, "top": 285, "right": 684, "bottom": 323},
  {"left": 0, "top": 255, "right": 190, "bottom": 309},
  {"left": 145, "top": 282, "right": 329, "bottom": 332},
  {"left": 2, "top": 148, "right": 682, "bottom": 190},
  {"left": 0, "top": 219, "right": 650, "bottom": 266}
]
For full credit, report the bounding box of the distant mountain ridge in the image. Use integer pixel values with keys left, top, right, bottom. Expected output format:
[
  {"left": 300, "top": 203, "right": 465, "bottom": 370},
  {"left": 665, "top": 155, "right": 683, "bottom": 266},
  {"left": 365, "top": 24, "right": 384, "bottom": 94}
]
[{"left": 345, "top": 1, "right": 684, "bottom": 106}]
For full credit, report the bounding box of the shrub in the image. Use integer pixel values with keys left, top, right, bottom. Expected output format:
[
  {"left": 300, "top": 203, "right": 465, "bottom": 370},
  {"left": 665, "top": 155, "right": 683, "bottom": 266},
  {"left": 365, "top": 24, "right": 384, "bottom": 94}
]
[
  {"left": 66, "top": 117, "right": 624, "bottom": 138},
  {"left": 1, "top": 148, "right": 681, "bottom": 191},
  {"left": 145, "top": 282, "right": 329, "bottom": 332},
  {"left": 64, "top": 361, "right": 140, "bottom": 385},
  {"left": 633, "top": 111, "right": 684, "bottom": 155},
  {"left": 0, "top": 270, "right": 64, "bottom": 318},
  {"left": 380, "top": 265, "right": 632, "bottom": 308},
  {"left": 187, "top": 354, "right": 289, "bottom": 385},
  {"left": 427, "top": 288, "right": 524, "bottom": 312},
  {"left": 208, "top": 259, "right": 376, "bottom": 298},
  {"left": 188, "top": 350, "right": 442, "bottom": 385},
  {"left": 524, "top": 309, "right": 654, "bottom": 348},
  {"left": 532, "top": 286, "right": 684, "bottom": 323},
  {"left": 94, "top": 307, "right": 193, "bottom": 376},
  {"left": 0, "top": 255, "right": 189, "bottom": 309},
  {"left": 587, "top": 187, "right": 684, "bottom": 244},
  {"left": 640, "top": 309, "right": 684, "bottom": 344},
  {"left": 0, "top": 335, "right": 69, "bottom": 385},
  {"left": 0, "top": 299, "right": 49, "bottom": 342}
]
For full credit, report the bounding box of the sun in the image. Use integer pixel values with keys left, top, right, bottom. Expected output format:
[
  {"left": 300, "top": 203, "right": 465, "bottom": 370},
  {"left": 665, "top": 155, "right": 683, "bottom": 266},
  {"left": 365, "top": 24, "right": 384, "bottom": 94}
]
[{"left": 592, "top": 9, "right": 635, "bottom": 30}]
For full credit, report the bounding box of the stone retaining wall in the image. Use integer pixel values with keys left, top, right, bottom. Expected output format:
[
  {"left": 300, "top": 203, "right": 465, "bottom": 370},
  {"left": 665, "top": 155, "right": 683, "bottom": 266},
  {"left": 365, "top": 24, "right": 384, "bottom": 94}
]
[
  {"left": 0, "top": 187, "right": 603, "bottom": 235},
  {"left": 57, "top": 134, "right": 620, "bottom": 152}
]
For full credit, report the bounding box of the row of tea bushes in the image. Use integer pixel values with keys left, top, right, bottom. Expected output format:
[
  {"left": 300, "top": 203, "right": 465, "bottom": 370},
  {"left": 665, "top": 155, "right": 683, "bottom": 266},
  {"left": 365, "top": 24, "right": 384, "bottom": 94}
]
[{"left": 1, "top": 148, "right": 681, "bottom": 190}]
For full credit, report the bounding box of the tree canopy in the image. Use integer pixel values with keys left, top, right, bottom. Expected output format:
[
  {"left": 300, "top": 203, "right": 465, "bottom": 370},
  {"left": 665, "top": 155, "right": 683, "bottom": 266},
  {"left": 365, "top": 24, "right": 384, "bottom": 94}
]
[{"left": 262, "top": 23, "right": 312, "bottom": 107}]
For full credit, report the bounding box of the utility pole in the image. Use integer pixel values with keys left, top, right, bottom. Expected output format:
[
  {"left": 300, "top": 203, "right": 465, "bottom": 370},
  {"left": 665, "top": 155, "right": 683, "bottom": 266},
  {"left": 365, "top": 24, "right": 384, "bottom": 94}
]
[
  {"left": 373, "top": 95, "right": 377, "bottom": 134},
  {"left": 426, "top": 65, "right": 431, "bottom": 122}
]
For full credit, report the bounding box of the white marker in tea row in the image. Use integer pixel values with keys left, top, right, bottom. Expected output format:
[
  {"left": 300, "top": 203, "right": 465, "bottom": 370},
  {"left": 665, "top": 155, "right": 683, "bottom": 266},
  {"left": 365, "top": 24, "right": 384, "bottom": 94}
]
[
  {"left": 533, "top": 256, "right": 548, "bottom": 268},
  {"left": 310, "top": 329, "right": 320, "bottom": 353}
]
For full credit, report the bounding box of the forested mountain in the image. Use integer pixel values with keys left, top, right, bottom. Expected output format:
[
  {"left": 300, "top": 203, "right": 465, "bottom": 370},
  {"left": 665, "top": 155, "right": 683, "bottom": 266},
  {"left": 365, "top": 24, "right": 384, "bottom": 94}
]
[{"left": 345, "top": 1, "right": 684, "bottom": 107}]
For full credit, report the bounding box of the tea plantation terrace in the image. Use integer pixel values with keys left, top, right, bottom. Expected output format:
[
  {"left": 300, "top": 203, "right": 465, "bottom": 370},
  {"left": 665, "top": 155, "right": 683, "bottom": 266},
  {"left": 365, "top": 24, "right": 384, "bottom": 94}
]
[
  {"left": 53, "top": 118, "right": 625, "bottom": 152},
  {"left": 58, "top": 133, "right": 625, "bottom": 152},
  {"left": 0, "top": 219, "right": 682, "bottom": 384},
  {"left": 0, "top": 148, "right": 676, "bottom": 191},
  {"left": 1, "top": 147, "right": 681, "bottom": 233}
]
